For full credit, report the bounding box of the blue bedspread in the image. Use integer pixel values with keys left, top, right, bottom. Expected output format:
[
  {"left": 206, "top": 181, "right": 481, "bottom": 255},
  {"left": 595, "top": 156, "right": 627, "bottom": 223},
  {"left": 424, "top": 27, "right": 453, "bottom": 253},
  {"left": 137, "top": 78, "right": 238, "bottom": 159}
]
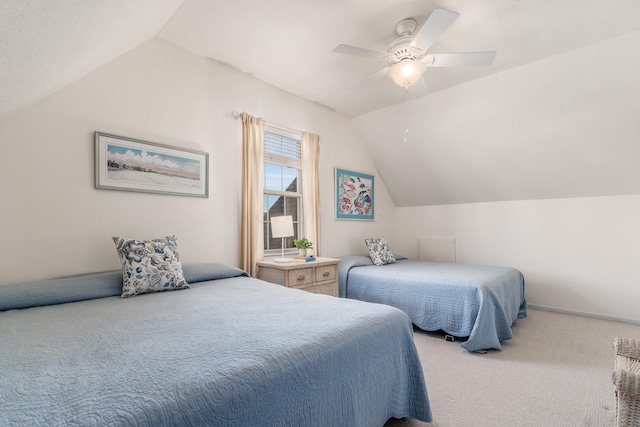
[
  {"left": 0, "top": 263, "right": 431, "bottom": 426},
  {"left": 339, "top": 256, "right": 527, "bottom": 353}
]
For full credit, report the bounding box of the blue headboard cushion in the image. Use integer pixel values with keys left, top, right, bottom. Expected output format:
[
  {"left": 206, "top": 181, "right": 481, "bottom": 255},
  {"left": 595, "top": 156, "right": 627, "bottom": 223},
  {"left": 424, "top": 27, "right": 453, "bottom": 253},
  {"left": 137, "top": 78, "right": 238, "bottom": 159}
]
[
  {"left": 0, "top": 270, "right": 123, "bottom": 311},
  {"left": 0, "top": 263, "right": 249, "bottom": 311},
  {"left": 182, "top": 262, "right": 249, "bottom": 284}
]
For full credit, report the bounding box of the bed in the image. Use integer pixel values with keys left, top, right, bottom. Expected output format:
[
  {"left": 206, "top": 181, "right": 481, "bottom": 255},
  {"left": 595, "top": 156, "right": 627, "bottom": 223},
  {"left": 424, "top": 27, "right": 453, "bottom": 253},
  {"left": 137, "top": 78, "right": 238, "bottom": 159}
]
[
  {"left": 0, "top": 263, "right": 431, "bottom": 426},
  {"left": 338, "top": 256, "right": 527, "bottom": 353}
]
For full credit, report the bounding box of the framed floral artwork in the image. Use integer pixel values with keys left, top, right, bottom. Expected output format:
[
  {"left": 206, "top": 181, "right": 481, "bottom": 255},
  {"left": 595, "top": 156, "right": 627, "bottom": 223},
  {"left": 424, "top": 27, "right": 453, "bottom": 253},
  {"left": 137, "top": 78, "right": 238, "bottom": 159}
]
[{"left": 335, "top": 168, "right": 374, "bottom": 220}]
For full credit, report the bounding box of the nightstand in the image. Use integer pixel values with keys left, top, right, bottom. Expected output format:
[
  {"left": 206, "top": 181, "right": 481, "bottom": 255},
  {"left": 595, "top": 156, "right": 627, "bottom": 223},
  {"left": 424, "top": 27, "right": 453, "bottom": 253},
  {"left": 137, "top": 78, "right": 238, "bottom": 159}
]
[{"left": 256, "top": 257, "right": 340, "bottom": 297}]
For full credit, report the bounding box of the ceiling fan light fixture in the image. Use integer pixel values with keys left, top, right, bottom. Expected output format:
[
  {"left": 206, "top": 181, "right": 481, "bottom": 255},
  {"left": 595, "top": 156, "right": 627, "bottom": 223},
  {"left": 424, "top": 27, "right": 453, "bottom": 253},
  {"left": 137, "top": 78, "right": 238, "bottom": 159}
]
[{"left": 387, "top": 60, "right": 427, "bottom": 87}]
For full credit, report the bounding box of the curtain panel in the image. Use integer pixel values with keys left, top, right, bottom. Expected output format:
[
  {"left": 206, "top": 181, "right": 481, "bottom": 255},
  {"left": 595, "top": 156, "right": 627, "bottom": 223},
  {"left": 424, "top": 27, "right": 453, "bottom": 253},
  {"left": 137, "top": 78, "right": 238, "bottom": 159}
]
[
  {"left": 301, "top": 132, "right": 321, "bottom": 256},
  {"left": 240, "top": 113, "right": 264, "bottom": 277}
]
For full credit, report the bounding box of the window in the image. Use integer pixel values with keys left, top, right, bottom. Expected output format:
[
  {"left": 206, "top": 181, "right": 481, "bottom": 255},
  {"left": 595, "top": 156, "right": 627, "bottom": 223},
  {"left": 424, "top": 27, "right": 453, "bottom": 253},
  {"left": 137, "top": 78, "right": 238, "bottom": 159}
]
[{"left": 263, "top": 125, "right": 302, "bottom": 253}]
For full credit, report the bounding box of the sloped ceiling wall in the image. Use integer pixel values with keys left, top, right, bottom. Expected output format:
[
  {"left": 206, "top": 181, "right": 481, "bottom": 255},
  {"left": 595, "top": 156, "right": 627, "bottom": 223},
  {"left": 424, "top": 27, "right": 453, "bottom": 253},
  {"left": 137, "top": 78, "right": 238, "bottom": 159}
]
[
  {"left": 0, "top": 0, "right": 184, "bottom": 119},
  {"left": 352, "top": 29, "right": 640, "bottom": 206},
  {"left": 156, "top": 0, "right": 640, "bottom": 119},
  {"left": 2, "top": 1, "right": 640, "bottom": 208}
]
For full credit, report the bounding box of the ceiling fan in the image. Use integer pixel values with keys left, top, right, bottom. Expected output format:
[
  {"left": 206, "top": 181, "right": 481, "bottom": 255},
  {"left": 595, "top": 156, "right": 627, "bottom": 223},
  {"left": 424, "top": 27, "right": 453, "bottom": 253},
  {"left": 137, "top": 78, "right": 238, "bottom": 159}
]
[{"left": 332, "top": 8, "right": 496, "bottom": 98}]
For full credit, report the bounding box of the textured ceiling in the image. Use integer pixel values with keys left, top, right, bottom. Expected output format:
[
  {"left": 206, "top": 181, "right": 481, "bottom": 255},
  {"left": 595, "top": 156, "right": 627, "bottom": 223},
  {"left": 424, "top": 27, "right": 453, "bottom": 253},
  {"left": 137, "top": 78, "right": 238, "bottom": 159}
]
[
  {"left": 157, "top": 0, "right": 640, "bottom": 117},
  {"left": 4, "top": 0, "right": 640, "bottom": 121},
  {"left": 3, "top": 1, "right": 640, "bottom": 207},
  {"left": 0, "top": 0, "right": 184, "bottom": 120}
]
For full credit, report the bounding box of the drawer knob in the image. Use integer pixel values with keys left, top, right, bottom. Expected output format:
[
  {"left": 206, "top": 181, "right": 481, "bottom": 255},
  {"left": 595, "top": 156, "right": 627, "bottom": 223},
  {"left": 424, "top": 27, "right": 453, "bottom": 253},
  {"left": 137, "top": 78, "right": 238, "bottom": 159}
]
[
  {"left": 297, "top": 275, "right": 305, "bottom": 281},
  {"left": 323, "top": 271, "right": 330, "bottom": 277}
]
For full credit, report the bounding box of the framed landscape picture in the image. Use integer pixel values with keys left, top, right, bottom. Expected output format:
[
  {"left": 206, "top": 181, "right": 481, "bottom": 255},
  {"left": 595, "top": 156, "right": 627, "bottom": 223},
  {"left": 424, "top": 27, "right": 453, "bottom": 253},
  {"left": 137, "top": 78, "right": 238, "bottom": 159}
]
[
  {"left": 335, "top": 168, "right": 374, "bottom": 220},
  {"left": 95, "top": 132, "right": 208, "bottom": 198}
]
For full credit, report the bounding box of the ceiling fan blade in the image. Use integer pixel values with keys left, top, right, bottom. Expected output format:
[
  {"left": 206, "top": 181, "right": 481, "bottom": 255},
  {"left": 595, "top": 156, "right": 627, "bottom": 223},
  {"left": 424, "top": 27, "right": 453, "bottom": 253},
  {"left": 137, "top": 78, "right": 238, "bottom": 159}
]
[
  {"left": 352, "top": 67, "right": 389, "bottom": 89},
  {"left": 409, "top": 76, "right": 429, "bottom": 99},
  {"left": 427, "top": 51, "right": 497, "bottom": 67},
  {"left": 411, "top": 8, "right": 459, "bottom": 51},
  {"left": 332, "top": 44, "right": 388, "bottom": 60}
]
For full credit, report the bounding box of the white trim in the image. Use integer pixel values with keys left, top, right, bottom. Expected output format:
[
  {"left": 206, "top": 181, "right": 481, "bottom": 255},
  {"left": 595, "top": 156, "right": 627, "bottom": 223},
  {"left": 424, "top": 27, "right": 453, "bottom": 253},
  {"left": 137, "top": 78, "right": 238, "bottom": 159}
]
[
  {"left": 264, "top": 152, "right": 301, "bottom": 169},
  {"left": 265, "top": 123, "right": 301, "bottom": 141},
  {"left": 528, "top": 303, "right": 640, "bottom": 326}
]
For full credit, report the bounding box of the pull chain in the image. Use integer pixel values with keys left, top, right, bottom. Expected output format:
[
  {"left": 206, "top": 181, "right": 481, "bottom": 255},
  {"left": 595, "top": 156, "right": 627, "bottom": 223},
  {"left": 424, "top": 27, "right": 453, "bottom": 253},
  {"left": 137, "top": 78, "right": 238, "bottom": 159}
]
[{"left": 403, "top": 85, "right": 410, "bottom": 143}]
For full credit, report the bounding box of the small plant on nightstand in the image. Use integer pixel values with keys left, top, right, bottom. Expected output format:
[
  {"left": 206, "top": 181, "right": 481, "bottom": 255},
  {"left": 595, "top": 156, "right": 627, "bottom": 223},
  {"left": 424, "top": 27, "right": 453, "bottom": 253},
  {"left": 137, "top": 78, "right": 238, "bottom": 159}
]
[{"left": 293, "top": 237, "right": 313, "bottom": 256}]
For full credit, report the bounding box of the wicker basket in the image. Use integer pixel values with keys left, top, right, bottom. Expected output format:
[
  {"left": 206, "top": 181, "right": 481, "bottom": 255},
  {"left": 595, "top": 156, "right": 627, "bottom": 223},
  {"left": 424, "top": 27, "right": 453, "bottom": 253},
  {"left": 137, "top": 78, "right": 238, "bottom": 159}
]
[{"left": 613, "top": 337, "right": 640, "bottom": 427}]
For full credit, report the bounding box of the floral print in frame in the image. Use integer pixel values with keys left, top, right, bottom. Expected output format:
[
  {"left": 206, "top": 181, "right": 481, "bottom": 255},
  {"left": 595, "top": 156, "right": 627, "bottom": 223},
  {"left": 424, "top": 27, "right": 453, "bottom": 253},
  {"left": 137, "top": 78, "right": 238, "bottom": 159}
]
[{"left": 335, "top": 168, "right": 374, "bottom": 220}]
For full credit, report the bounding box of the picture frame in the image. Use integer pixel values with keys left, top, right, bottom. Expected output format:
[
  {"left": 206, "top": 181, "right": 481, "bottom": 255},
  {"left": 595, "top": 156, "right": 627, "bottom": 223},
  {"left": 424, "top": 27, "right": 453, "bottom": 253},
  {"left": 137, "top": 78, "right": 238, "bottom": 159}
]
[
  {"left": 335, "top": 168, "right": 374, "bottom": 220},
  {"left": 95, "top": 131, "right": 208, "bottom": 198}
]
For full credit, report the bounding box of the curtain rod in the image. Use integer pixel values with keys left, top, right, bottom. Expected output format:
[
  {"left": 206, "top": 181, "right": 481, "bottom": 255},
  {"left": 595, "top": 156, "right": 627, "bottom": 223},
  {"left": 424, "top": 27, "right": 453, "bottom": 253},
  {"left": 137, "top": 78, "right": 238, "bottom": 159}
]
[{"left": 230, "top": 111, "right": 301, "bottom": 137}]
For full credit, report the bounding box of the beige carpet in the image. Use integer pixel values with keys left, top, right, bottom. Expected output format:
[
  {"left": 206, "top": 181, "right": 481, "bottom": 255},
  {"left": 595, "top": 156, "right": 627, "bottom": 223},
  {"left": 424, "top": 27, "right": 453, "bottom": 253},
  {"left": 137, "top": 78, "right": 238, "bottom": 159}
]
[{"left": 385, "top": 308, "right": 640, "bottom": 427}]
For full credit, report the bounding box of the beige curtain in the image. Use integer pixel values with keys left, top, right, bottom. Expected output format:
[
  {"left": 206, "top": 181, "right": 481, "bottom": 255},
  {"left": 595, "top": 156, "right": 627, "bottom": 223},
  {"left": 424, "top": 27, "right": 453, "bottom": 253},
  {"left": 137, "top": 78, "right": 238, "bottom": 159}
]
[
  {"left": 301, "top": 132, "right": 321, "bottom": 256},
  {"left": 240, "top": 113, "right": 265, "bottom": 277}
]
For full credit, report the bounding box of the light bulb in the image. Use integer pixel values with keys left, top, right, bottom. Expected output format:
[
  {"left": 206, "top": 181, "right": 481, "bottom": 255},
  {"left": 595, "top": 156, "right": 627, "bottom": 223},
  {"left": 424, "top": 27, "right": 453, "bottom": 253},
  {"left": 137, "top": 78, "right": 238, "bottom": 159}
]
[{"left": 387, "top": 60, "right": 428, "bottom": 87}]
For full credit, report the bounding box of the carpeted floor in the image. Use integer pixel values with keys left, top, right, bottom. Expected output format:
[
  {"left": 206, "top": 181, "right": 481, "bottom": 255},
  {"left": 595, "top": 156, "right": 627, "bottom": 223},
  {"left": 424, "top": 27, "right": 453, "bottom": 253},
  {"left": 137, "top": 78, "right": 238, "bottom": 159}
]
[{"left": 385, "top": 308, "right": 640, "bottom": 427}]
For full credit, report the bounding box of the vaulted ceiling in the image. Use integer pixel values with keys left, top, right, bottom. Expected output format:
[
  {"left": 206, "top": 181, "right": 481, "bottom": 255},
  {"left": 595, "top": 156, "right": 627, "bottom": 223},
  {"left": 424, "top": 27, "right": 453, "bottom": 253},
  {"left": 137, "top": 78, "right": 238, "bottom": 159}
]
[
  {"left": 5, "top": 0, "right": 640, "bottom": 120},
  {"left": 3, "top": 0, "right": 640, "bottom": 206}
]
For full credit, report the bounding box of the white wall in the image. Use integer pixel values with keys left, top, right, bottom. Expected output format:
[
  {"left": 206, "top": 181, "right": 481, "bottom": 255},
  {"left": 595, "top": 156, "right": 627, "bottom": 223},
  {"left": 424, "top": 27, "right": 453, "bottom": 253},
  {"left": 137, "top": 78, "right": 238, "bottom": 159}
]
[
  {"left": 395, "top": 195, "right": 640, "bottom": 323},
  {"left": 353, "top": 29, "right": 640, "bottom": 207},
  {"left": 0, "top": 38, "right": 395, "bottom": 285},
  {"left": 360, "top": 30, "right": 640, "bottom": 324}
]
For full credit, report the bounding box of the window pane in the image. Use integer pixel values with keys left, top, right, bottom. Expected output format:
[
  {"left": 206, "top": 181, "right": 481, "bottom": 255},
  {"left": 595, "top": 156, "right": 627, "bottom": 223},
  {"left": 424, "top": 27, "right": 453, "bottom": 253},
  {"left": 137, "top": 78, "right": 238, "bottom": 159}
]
[
  {"left": 282, "top": 167, "right": 298, "bottom": 192},
  {"left": 264, "top": 194, "right": 283, "bottom": 217},
  {"left": 264, "top": 195, "right": 298, "bottom": 223},
  {"left": 263, "top": 194, "right": 301, "bottom": 251},
  {"left": 286, "top": 234, "right": 296, "bottom": 248},
  {"left": 270, "top": 232, "right": 282, "bottom": 250},
  {"left": 265, "top": 163, "right": 298, "bottom": 192},
  {"left": 268, "top": 229, "right": 296, "bottom": 250},
  {"left": 287, "top": 197, "right": 298, "bottom": 222},
  {"left": 264, "top": 163, "right": 282, "bottom": 191},
  {"left": 263, "top": 222, "right": 271, "bottom": 250},
  {"left": 267, "top": 195, "right": 285, "bottom": 218}
]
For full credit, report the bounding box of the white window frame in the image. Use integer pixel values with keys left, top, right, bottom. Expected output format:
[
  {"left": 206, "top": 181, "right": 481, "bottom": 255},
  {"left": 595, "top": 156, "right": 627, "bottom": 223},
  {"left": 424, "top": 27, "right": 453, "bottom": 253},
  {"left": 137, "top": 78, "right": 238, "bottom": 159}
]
[{"left": 263, "top": 124, "right": 303, "bottom": 255}]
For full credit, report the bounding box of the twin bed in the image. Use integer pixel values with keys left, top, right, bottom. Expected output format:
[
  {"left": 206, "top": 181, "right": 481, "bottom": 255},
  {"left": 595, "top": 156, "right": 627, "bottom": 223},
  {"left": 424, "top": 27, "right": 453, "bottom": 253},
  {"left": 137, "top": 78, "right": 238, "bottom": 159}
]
[
  {"left": 0, "top": 263, "right": 431, "bottom": 426},
  {"left": 339, "top": 255, "right": 527, "bottom": 353}
]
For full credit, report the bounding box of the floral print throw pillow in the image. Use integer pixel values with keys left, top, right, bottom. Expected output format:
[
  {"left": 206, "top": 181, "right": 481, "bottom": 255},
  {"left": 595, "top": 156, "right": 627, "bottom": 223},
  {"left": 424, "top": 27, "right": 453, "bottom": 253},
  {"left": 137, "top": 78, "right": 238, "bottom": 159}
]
[
  {"left": 364, "top": 237, "right": 396, "bottom": 266},
  {"left": 112, "top": 235, "right": 189, "bottom": 298}
]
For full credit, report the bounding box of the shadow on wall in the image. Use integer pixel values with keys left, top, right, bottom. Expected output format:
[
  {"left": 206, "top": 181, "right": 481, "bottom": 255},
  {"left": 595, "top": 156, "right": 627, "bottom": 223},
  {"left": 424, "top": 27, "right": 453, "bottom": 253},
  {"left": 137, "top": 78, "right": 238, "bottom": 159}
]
[
  {"left": 524, "top": 278, "right": 611, "bottom": 321},
  {"left": 418, "top": 237, "right": 456, "bottom": 263}
]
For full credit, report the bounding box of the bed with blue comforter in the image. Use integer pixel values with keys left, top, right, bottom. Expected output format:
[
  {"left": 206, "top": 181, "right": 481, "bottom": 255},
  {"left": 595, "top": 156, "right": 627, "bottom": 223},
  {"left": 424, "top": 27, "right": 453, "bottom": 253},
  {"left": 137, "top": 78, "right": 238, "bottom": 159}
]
[
  {"left": 339, "top": 256, "right": 527, "bottom": 353},
  {"left": 0, "top": 263, "right": 431, "bottom": 426}
]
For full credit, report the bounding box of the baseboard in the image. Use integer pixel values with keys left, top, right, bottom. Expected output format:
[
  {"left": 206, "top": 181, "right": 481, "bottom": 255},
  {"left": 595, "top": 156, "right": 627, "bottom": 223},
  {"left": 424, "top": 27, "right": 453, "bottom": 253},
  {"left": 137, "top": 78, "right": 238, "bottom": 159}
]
[{"left": 528, "top": 303, "right": 640, "bottom": 326}]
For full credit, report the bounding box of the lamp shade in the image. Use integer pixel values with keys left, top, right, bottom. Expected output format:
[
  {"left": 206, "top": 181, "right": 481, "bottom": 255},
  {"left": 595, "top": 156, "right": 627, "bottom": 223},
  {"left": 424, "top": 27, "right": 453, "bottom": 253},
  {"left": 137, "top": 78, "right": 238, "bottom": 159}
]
[
  {"left": 271, "top": 215, "right": 294, "bottom": 238},
  {"left": 387, "top": 60, "right": 428, "bottom": 87}
]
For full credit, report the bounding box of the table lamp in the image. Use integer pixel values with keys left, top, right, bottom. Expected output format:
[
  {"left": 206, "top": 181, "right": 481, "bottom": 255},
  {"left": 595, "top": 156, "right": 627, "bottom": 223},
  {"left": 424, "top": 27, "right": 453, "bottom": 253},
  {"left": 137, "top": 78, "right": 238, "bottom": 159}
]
[{"left": 271, "top": 215, "right": 294, "bottom": 263}]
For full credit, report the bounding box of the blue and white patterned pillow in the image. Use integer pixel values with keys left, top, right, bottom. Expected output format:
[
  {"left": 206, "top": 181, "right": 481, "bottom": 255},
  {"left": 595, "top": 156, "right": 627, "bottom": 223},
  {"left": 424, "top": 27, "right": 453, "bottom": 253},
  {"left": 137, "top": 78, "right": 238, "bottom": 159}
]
[
  {"left": 365, "top": 237, "right": 396, "bottom": 266},
  {"left": 112, "top": 235, "right": 189, "bottom": 298}
]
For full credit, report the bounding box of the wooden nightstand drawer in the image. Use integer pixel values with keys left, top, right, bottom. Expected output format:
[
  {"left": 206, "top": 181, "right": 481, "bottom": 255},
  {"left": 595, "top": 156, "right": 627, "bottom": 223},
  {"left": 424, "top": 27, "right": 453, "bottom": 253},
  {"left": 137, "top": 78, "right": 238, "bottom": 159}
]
[
  {"left": 288, "top": 268, "right": 313, "bottom": 287},
  {"left": 304, "top": 282, "right": 338, "bottom": 296},
  {"left": 256, "top": 257, "right": 340, "bottom": 297},
  {"left": 315, "top": 265, "right": 337, "bottom": 283}
]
